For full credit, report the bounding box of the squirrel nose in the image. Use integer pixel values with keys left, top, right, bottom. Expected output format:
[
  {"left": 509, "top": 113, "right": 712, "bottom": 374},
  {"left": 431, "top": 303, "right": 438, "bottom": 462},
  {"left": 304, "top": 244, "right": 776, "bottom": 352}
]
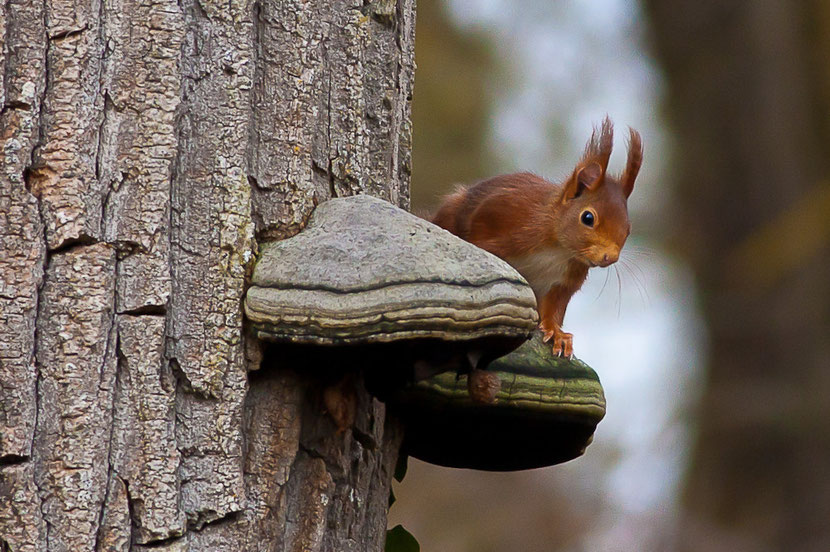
[{"left": 600, "top": 250, "right": 619, "bottom": 267}]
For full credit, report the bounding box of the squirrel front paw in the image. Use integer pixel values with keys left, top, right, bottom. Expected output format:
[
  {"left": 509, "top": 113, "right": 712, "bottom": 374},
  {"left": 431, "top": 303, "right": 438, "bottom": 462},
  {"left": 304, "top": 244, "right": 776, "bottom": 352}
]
[{"left": 541, "top": 326, "right": 574, "bottom": 358}]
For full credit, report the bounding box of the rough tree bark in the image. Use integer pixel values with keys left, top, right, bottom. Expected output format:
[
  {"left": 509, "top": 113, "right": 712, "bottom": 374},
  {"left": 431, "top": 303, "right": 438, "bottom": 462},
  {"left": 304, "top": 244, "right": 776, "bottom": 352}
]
[{"left": 0, "top": 0, "right": 415, "bottom": 550}]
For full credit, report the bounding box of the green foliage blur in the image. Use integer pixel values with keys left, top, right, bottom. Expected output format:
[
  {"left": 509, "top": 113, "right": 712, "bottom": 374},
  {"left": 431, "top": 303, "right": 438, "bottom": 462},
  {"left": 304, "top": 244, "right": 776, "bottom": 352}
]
[{"left": 386, "top": 525, "right": 421, "bottom": 552}]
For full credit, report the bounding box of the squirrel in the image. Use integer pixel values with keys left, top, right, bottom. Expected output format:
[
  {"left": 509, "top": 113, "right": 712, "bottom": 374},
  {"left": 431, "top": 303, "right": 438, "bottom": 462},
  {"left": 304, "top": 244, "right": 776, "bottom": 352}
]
[{"left": 432, "top": 117, "right": 642, "bottom": 357}]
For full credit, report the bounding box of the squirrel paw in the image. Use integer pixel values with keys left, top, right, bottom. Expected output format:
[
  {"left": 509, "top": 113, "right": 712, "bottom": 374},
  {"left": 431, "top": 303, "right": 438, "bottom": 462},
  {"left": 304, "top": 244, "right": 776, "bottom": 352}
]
[{"left": 541, "top": 327, "right": 574, "bottom": 358}]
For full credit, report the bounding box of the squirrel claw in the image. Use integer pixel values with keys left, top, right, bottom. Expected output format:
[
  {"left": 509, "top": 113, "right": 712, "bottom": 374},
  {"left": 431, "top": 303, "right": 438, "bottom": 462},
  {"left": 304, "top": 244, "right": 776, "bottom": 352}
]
[{"left": 543, "top": 327, "right": 573, "bottom": 358}]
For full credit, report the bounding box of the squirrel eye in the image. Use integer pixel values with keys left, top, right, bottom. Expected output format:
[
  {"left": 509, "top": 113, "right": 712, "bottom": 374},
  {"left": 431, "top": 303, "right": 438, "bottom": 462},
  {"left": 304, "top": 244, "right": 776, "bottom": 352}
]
[{"left": 580, "top": 210, "right": 595, "bottom": 227}]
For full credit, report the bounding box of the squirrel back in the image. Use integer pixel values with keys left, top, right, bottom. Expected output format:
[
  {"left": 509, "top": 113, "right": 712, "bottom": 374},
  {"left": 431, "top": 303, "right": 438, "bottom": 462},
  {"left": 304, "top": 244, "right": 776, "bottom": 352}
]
[{"left": 432, "top": 172, "right": 555, "bottom": 258}]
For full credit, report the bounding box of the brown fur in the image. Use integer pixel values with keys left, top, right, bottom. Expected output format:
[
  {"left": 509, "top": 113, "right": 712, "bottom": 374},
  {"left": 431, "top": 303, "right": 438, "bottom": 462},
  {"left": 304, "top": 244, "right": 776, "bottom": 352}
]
[{"left": 432, "top": 117, "right": 642, "bottom": 356}]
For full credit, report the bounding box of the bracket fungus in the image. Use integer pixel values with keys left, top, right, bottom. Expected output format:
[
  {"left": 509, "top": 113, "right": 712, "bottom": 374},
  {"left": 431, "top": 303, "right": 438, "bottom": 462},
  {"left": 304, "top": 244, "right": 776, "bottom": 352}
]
[
  {"left": 387, "top": 332, "right": 607, "bottom": 471},
  {"left": 245, "top": 195, "right": 539, "bottom": 389},
  {"left": 244, "top": 195, "right": 607, "bottom": 471}
]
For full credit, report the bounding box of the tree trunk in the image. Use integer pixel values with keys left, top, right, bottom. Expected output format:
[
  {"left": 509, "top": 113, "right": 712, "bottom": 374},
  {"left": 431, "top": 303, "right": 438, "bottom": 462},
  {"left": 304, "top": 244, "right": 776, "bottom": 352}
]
[
  {"left": 643, "top": 1, "right": 830, "bottom": 550},
  {"left": 0, "top": 0, "right": 415, "bottom": 550}
]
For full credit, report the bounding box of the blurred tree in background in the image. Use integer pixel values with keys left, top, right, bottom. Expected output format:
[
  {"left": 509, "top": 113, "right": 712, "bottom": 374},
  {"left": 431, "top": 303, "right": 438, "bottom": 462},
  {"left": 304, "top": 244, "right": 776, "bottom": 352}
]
[
  {"left": 394, "top": 2, "right": 601, "bottom": 550},
  {"left": 398, "top": 1, "right": 830, "bottom": 550},
  {"left": 394, "top": 2, "right": 661, "bottom": 551},
  {"left": 409, "top": 0, "right": 494, "bottom": 212},
  {"left": 644, "top": 1, "right": 830, "bottom": 550}
]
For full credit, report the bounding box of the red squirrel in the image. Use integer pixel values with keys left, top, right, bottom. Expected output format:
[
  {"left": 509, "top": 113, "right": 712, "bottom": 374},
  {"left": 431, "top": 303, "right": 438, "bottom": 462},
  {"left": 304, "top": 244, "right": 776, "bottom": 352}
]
[{"left": 432, "top": 118, "right": 642, "bottom": 357}]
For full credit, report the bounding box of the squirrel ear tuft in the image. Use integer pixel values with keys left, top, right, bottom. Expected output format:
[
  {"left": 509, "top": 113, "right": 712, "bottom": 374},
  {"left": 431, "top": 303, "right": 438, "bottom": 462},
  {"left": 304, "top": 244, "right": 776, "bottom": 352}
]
[
  {"left": 582, "top": 116, "right": 614, "bottom": 170},
  {"left": 564, "top": 162, "right": 603, "bottom": 200},
  {"left": 620, "top": 127, "right": 642, "bottom": 198}
]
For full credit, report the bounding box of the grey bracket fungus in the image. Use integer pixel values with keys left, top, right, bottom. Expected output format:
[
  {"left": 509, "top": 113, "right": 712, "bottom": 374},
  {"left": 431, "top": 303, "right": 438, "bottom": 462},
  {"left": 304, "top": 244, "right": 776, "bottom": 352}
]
[
  {"left": 246, "top": 194, "right": 538, "bottom": 345},
  {"left": 245, "top": 194, "right": 539, "bottom": 381},
  {"left": 387, "top": 332, "right": 607, "bottom": 471}
]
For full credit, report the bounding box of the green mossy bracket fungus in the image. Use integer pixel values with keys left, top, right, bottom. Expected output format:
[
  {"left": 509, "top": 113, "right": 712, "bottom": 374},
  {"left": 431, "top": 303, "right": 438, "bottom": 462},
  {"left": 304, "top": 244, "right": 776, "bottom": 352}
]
[{"left": 387, "top": 331, "right": 606, "bottom": 471}]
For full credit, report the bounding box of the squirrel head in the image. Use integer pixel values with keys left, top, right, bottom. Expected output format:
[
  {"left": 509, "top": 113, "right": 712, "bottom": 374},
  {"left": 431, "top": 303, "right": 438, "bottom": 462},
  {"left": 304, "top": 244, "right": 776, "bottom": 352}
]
[{"left": 550, "top": 118, "right": 642, "bottom": 267}]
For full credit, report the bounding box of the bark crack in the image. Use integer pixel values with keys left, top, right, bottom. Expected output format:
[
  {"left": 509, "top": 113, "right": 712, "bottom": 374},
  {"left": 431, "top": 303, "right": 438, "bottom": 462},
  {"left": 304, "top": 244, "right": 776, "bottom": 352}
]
[
  {"left": 1, "top": 100, "right": 32, "bottom": 113},
  {"left": 0, "top": 454, "right": 29, "bottom": 466},
  {"left": 138, "top": 534, "right": 184, "bottom": 549},
  {"left": 33, "top": 272, "right": 49, "bottom": 548},
  {"left": 93, "top": 253, "right": 118, "bottom": 547},
  {"left": 120, "top": 304, "right": 167, "bottom": 316},
  {"left": 123, "top": 478, "right": 136, "bottom": 539},
  {"left": 99, "top": 262, "right": 117, "bottom": 392},
  {"left": 249, "top": 0, "right": 263, "bottom": 240},
  {"left": 96, "top": 91, "right": 112, "bottom": 202},
  {"left": 2, "top": 0, "right": 10, "bottom": 101},
  {"left": 43, "top": 235, "right": 98, "bottom": 256},
  {"left": 96, "top": 0, "right": 112, "bottom": 243},
  {"left": 326, "top": 70, "right": 336, "bottom": 199},
  {"left": 166, "top": 5, "right": 184, "bottom": 393},
  {"left": 297, "top": 442, "right": 346, "bottom": 483},
  {"left": 25, "top": 0, "right": 50, "bottom": 240},
  {"left": 49, "top": 25, "right": 88, "bottom": 42},
  {"left": 30, "top": 0, "right": 52, "bottom": 546}
]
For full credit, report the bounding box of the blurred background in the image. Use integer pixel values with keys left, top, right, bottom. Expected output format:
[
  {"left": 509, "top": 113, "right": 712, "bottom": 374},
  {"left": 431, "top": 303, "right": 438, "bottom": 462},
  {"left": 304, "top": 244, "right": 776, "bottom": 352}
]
[{"left": 388, "top": 1, "right": 830, "bottom": 551}]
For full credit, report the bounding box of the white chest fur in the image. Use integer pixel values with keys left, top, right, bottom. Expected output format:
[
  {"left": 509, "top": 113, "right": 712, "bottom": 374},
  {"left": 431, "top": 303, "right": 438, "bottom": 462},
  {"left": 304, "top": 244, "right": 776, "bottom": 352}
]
[{"left": 506, "top": 246, "right": 574, "bottom": 299}]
